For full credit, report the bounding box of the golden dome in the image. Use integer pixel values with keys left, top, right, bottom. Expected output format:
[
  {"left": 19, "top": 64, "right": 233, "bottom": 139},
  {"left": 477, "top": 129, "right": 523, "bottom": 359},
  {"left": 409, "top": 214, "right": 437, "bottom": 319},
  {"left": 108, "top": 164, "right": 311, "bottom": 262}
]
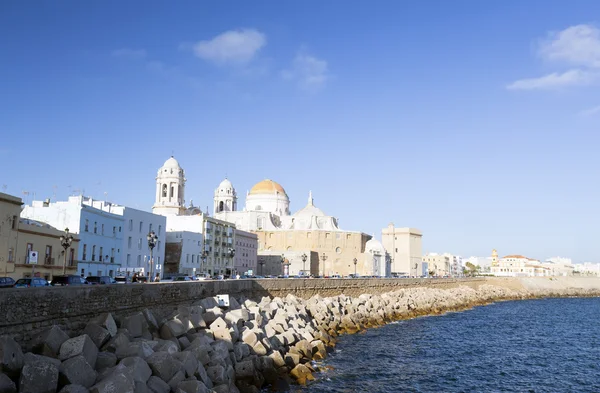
[{"left": 249, "top": 179, "right": 287, "bottom": 196}]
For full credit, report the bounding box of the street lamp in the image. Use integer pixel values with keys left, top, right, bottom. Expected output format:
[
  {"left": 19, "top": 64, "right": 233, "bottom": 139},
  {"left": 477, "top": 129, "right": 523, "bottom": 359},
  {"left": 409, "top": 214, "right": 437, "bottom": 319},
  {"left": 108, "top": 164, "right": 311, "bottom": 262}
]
[
  {"left": 228, "top": 247, "right": 235, "bottom": 276},
  {"left": 281, "top": 254, "right": 286, "bottom": 276},
  {"left": 59, "top": 228, "right": 74, "bottom": 275},
  {"left": 301, "top": 253, "right": 308, "bottom": 276},
  {"left": 147, "top": 231, "right": 158, "bottom": 280},
  {"left": 321, "top": 253, "right": 328, "bottom": 277},
  {"left": 201, "top": 250, "right": 208, "bottom": 273},
  {"left": 353, "top": 258, "right": 357, "bottom": 277},
  {"left": 258, "top": 257, "right": 265, "bottom": 275},
  {"left": 414, "top": 262, "right": 419, "bottom": 278}
]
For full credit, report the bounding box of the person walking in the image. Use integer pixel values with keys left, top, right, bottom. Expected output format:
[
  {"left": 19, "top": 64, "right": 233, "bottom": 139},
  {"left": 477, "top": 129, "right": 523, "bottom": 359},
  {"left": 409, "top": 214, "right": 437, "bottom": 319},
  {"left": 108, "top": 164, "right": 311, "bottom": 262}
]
[{"left": 154, "top": 273, "right": 160, "bottom": 283}]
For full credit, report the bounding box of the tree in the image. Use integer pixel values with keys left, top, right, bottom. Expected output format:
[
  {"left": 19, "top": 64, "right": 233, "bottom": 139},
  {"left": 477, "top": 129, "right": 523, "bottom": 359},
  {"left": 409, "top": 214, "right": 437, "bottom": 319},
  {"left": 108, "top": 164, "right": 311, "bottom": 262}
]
[{"left": 464, "top": 262, "right": 481, "bottom": 277}]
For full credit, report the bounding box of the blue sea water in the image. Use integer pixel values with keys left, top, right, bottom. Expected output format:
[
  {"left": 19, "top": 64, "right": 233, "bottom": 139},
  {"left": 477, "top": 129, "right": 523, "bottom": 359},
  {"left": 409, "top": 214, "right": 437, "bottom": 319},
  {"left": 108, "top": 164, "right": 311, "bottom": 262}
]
[{"left": 296, "top": 298, "right": 600, "bottom": 393}]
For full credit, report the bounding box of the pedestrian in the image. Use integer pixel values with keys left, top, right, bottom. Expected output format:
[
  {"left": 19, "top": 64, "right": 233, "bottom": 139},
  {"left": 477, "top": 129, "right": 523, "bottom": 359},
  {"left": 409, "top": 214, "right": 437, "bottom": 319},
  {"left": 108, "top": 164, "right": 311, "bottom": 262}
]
[
  {"left": 132, "top": 273, "right": 138, "bottom": 283},
  {"left": 154, "top": 273, "right": 160, "bottom": 283}
]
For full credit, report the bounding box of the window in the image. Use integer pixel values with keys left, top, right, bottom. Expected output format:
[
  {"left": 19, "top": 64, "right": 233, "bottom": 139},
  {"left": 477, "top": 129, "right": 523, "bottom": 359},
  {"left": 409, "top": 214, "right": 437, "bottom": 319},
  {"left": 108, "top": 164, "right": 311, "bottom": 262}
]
[
  {"left": 83, "top": 244, "right": 87, "bottom": 261},
  {"left": 162, "top": 184, "right": 167, "bottom": 198},
  {"left": 127, "top": 254, "right": 131, "bottom": 265},
  {"left": 119, "top": 226, "right": 121, "bottom": 232},
  {"left": 85, "top": 219, "right": 89, "bottom": 232},
  {"left": 94, "top": 222, "right": 97, "bottom": 234},
  {"left": 45, "top": 245, "right": 52, "bottom": 264},
  {"left": 139, "top": 221, "right": 143, "bottom": 233},
  {"left": 113, "top": 226, "right": 116, "bottom": 236},
  {"left": 129, "top": 219, "right": 133, "bottom": 231},
  {"left": 149, "top": 223, "right": 153, "bottom": 233},
  {"left": 170, "top": 186, "right": 174, "bottom": 198},
  {"left": 158, "top": 225, "right": 162, "bottom": 236},
  {"left": 157, "top": 241, "right": 161, "bottom": 251},
  {"left": 8, "top": 248, "right": 13, "bottom": 262},
  {"left": 192, "top": 255, "right": 195, "bottom": 263},
  {"left": 137, "top": 255, "right": 141, "bottom": 267},
  {"left": 11, "top": 215, "right": 17, "bottom": 230},
  {"left": 128, "top": 237, "right": 132, "bottom": 248},
  {"left": 186, "top": 254, "right": 190, "bottom": 263},
  {"left": 138, "top": 238, "right": 142, "bottom": 250},
  {"left": 99, "top": 247, "right": 103, "bottom": 262},
  {"left": 326, "top": 233, "right": 331, "bottom": 239},
  {"left": 92, "top": 245, "right": 96, "bottom": 261}
]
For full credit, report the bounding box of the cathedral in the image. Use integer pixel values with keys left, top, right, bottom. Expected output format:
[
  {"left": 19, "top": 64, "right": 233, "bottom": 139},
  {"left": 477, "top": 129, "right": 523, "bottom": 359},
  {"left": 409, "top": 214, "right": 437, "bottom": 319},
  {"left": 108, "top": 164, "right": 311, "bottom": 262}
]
[{"left": 214, "top": 178, "right": 385, "bottom": 277}]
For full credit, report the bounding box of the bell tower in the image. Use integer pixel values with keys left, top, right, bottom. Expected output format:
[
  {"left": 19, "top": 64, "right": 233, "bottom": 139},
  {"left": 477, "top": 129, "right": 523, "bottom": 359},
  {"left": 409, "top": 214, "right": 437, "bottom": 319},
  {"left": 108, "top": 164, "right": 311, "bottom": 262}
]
[
  {"left": 152, "top": 156, "right": 186, "bottom": 216},
  {"left": 214, "top": 178, "right": 237, "bottom": 215},
  {"left": 491, "top": 249, "right": 499, "bottom": 267}
]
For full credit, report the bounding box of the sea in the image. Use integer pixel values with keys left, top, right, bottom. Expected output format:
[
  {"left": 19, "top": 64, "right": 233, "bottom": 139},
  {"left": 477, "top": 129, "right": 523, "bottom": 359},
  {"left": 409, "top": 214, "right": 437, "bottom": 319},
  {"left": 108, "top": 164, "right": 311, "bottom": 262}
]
[{"left": 293, "top": 297, "right": 600, "bottom": 393}]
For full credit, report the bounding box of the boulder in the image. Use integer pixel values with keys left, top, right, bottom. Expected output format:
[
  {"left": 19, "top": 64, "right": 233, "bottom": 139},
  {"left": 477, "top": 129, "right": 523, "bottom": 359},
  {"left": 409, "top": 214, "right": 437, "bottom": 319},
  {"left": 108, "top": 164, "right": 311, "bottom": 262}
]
[
  {"left": 289, "top": 364, "right": 314, "bottom": 386},
  {"left": 96, "top": 352, "right": 118, "bottom": 371},
  {"left": 251, "top": 342, "right": 267, "bottom": 356},
  {"left": 194, "top": 363, "right": 212, "bottom": 389},
  {"left": 116, "top": 342, "right": 154, "bottom": 361},
  {"left": 241, "top": 331, "right": 257, "bottom": 348},
  {"left": 102, "top": 332, "right": 130, "bottom": 353},
  {"left": 176, "top": 380, "right": 210, "bottom": 393},
  {"left": 122, "top": 313, "right": 148, "bottom": 338},
  {"left": 0, "top": 336, "right": 23, "bottom": 380},
  {"left": 60, "top": 355, "right": 97, "bottom": 388},
  {"left": 284, "top": 353, "right": 300, "bottom": 369},
  {"left": 135, "top": 381, "right": 149, "bottom": 393},
  {"left": 146, "top": 376, "right": 170, "bottom": 393},
  {"left": 0, "top": 372, "right": 17, "bottom": 393},
  {"left": 83, "top": 323, "right": 111, "bottom": 349},
  {"left": 178, "top": 336, "right": 191, "bottom": 350},
  {"left": 185, "top": 344, "right": 211, "bottom": 366},
  {"left": 189, "top": 314, "right": 206, "bottom": 330},
  {"left": 19, "top": 353, "right": 60, "bottom": 393},
  {"left": 234, "top": 360, "right": 255, "bottom": 379},
  {"left": 209, "top": 317, "right": 229, "bottom": 331},
  {"left": 206, "top": 365, "right": 226, "bottom": 385},
  {"left": 212, "top": 329, "right": 233, "bottom": 350},
  {"left": 154, "top": 340, "right": 179, "bottom": 355},
  {"left": 146, "top": 351, "right": 183, "bottom": 382},
  {"left": 59, "top": 335, "right": 98, "bottom": 368},
  {"left": 58, "top": 384, "right": 89, "bottom": 393},
  {"left": 167, "top": 370, "right": 186, "bottom": 392},
  {"left": 90, "top": 370, "right": 135, "bottom": 393},
  {"left": 120, "top": 356, "right": 152, "bottom": 383},
  {"left": 31, "top": 326, "right": 69, "bottom": 358},
  {"left": 160, "top": 320, "right": 186, "bottom": 340},
  {"left": 90, "top": 313, "right": 118, "bottom": 337},
  {"left": 173, "top": 352, "right": 198, "bottom": 378},
  {"left": 142, "top": 310, "right": 160, "bottom": 333}
]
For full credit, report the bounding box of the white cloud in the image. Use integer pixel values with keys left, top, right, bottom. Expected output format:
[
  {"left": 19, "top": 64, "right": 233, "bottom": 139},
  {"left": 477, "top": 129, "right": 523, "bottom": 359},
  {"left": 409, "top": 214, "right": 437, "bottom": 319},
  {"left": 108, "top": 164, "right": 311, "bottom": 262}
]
[
  {"left": 539, "top": 24, "right": 600, "bottom": 67},
  {"left": 508, "top": 24, "right": 600, "bottom": 91},
  {"left": 192, "top": 29, "right": 266, "bottom": 64},
  {"left": 111, "top": 48, "right": 147, "bottom": 59},
  {"left": 578, "top": 104, "right": 600, "bottom": 116},
  {"left": 282, "top": 52, "right": 330, "bottom": 91},
  {"left": 506, "top": 69, "right": 597, "bottom": 90}
]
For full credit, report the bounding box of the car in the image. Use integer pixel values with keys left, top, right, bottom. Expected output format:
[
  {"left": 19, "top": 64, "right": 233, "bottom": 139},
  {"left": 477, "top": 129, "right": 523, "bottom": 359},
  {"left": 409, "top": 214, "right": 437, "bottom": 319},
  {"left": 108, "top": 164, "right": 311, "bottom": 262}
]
[
  {"left": 0, "top": 277, "right": 16, "bottom": 289},
  {"left": 173, "top": 276, "right": 193, "bottom": 282},
  {"left": 114, "top": 276, "right": 131, "bottom": 284},
  {"left": 51, "top": 275, "right": 88, "bottom": 286},
  {"left": 86, "top": 276, "right": 115, "bottom": 285},
  {"left": 194, "top": 273, "right": 211, "bottom": 281},
  {"left": 14, "top": 278, "right": 50, "bottom": 288}
]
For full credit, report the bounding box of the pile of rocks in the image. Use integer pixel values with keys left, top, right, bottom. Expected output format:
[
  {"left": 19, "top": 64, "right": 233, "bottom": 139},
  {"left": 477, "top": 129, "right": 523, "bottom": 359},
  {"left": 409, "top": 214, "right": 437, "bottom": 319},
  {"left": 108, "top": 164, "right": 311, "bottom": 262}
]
[{"left": 0, "top": 283, "right": 543, "bottom": 393}]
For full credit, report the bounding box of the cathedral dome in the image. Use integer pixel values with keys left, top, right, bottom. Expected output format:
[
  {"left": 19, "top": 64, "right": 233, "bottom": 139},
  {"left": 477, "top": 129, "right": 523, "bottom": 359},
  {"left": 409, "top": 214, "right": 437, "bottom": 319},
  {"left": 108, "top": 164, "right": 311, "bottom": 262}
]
[
  {"left": 162, "top": 156, "right": 181, "bottom": 169},
  {"left": 249, "top": 179, "right": 287, "bottom": 196}
]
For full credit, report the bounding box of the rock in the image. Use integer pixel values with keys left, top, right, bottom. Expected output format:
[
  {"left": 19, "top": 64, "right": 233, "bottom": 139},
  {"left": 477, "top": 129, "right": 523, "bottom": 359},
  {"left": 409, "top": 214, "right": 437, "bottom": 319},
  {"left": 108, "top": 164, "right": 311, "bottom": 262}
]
[
  {"left": 60, "top": 355, "right": 97, "bottom": 388},
  {"left": 189, "top": 314, "right": 206, "bottom": 330},
  {"left": 116, "top": 342, "right": 154, "bottom": 361},
  {"left": 154, "top": 340, "right": 179, "bottom": 355},
  {"left": 0, "top": 372, "right": 17, "bottom": 393},
  {"left": 0, "top": 336, "right": 24, "bottom": 379},
  {"left": 289, "top": 364, "right": 314, "bottom": 385},
  {"left": 251, "top": 342, "right": 267, "bottom": 356},
  {"left": 234, "top": 360, "right": 255, "bottom": 379},
  {"left": 178, "top": 336, "right": 191, "bottom": 350},
  {"left": 90, "top": 314, "right": 118, "bottom": 337},
  {"left": 90, "top": 370, "right": 135, "bottom": 393},
  {"left": 268, "top": 351, "right": 286, "bottom": 368},
  {"left": 167, "top": 370, "right": 186, "bottom": 392},
  {"left": 19, "top": 353, "right": 60, "bottom": 393},
  {"left": 31, "top": 326, "right": 69, "bottom": 358},
  {"left": 102, "top": 332, "right": 130, "bottom": 353},
  {"left": 186, "top": 344, "right": 211, "bottom": 366},
  {"left": 58, "top": 384, "right": 89, "bottom": 393},
  {"left": 135, "top": 381, "right": 149, "bottom": 393},
  {"left": 96, "top": 352, "right": 118, "bottom": 371},
  {"left": 142, "top": 310, "right": 159, "bottom": 333},
  {"left": 211, "top": 384, "right": 231, "bottom": 393},
  {"left": 60, "top": 335, "right": 98, "bottom": 368},
  {"left": 284, "top": 353, "right": 300, "bottom": 369},
  {"left": 206, "top": 365, "right": 226, "bottom": 385},
  {"left": 194, "top": 364, "right": 212, "bottom": 389},
  {"left": 146, "top": 376, "right": 170, "bottom": 393},
  {"left": 120, "top": 356, "right": 152, "bottom": 383},
  {"left": 122, "top": 313, "right": 148, "bottom": 338},
  {"left": 174, "top": 352, "right": 198, "bottom": 378},
  {"left": 83, "top": 324, "right": 111, "bottom": 349},
  {"left": 146, "top": 352, "right": 183, "bottom": 383},
  {"left": 176, "top": 380, "right": 210, "bottom": 393},
  {"left": 212, "top": 329, "right": 233, "bottom": 350},
  {"left": 160, "top": 320, "right": 186, "bottom": 340},
  {"left": 241, "top": 331, "right": 257, "bottom": 348}
]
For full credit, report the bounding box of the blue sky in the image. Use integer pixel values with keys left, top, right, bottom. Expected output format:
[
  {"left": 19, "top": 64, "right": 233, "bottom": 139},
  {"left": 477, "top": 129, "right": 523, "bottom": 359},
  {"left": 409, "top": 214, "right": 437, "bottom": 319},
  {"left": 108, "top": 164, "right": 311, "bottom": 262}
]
[{"left": 2, "top": 1, "right": 600, "bottom": 262}]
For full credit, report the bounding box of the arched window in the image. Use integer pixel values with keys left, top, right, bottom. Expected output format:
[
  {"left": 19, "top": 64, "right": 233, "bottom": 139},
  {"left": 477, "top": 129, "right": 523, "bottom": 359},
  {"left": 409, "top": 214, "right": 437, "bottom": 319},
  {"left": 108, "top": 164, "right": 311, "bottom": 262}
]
[
  {"left": 162, "top": 184, "right": 167, "bottom": 198},
  {"left": 170, "top": 186, "right": 174, "bottom": 198},
  {"left": 219, "top": 201, "right": 224, "bottom": 212}
]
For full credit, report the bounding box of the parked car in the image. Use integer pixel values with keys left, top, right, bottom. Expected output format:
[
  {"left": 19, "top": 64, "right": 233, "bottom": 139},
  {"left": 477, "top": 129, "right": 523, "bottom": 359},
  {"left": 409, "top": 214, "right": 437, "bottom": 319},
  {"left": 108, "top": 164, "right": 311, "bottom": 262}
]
[
  {"left": 51, "top": 275, "right": 88, "bottom": 286},
  {"left": 86, "top": 276, "right": 115, "bottom": 285},
  {"left": 194, "top": 273, "right": 211, "bottom": 281},
  {"left": 14, "top": 278, "right": 50, "bottom": 288},
  {"left": 115, "top": 276, "right": 131, "bottom": 284},
  {"left": 0, "top": 277, "right": 16, "bottom": 288},
  {"left": 173, "top": 276, "right": 193, "bottom": 282}
]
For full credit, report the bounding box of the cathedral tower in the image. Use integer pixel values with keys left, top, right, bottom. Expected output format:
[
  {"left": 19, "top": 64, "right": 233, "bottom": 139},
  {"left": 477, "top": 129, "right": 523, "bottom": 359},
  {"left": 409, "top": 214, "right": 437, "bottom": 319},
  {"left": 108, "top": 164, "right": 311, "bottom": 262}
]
[
  {"left": 152, "top": 156, "right": 186, "bottom": 216},
  {"left": 214, "top": 178, "right": 237, "bottom": 214}
]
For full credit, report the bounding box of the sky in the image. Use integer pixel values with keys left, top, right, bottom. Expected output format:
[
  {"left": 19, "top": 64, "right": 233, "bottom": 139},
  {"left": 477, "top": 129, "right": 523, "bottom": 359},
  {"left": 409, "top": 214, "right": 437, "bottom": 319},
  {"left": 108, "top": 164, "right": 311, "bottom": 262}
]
[{"left": 1, "top": 1, "right": 600, "bottom": 262}]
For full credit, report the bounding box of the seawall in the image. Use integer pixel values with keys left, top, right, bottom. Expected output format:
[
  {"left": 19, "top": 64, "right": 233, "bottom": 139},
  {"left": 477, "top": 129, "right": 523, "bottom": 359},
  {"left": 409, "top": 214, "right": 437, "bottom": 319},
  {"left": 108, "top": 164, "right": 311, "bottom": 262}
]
[{"left": 1, "top": 276, "right": 599, "bottom": 349}]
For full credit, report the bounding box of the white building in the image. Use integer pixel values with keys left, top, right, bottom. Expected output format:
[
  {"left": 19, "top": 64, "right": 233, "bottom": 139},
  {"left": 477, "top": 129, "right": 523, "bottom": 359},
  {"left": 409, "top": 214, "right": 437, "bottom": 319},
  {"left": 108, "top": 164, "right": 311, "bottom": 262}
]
[
  {"left": 85, "top": 201, "right": 166, "bottom": 278},
  {"left": 491, "top": 254, "right": 549, "bottom": 277},
  {"left": 364, "top": 238, "right": 390, "bottom": 277},
  {"left": 21, "top": 196, "right": 124, "bottom": 277},
  {"left": 234, "top": 229, "right": 258, "bottom": 276},
  {"left": 165, "top": 231, "right": 203, "bottom": 277},
  {"left": 152, "top": 156, "right": 186, "bottom": 216},
  {"left": 573, "top": 262, "right": 600, "bottom": 276}
]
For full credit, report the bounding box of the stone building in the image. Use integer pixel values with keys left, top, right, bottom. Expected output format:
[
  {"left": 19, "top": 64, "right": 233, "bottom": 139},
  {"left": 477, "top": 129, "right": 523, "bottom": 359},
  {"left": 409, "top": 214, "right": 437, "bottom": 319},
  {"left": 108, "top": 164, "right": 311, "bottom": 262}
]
[
  {"left": 381, "top": 224, "right": 423, "bottom": 277},
  {"left": 422, "top": 253, "right": 451, "bottom": 277}
]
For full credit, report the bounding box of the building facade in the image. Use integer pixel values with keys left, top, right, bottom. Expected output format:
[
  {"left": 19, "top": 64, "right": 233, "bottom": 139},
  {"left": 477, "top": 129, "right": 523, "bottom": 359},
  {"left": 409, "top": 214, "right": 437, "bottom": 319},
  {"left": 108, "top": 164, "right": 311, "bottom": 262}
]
[
  {"left": 164, "top": 231, "right": 203, "bottom": 276},
  {"left": 152, "top": 156, "right": 186, "bottom": 216},
  {"left": 491, "top": 254, "right": 549, "bottom": 277},
  {"left": 234, "top": 229, "right": 258, "bottom": 276},
  {"left": 0, "top": 193, "right": 21, "bottom": 278},
  {"left": 21, "top": 196, "right": 124, "bottom": 277},
  {"left": 381, "top": 223, "right": 423, "bottom": 277},
  {"left": 422, "top": 253, "right": 451, "bottom": 277}
]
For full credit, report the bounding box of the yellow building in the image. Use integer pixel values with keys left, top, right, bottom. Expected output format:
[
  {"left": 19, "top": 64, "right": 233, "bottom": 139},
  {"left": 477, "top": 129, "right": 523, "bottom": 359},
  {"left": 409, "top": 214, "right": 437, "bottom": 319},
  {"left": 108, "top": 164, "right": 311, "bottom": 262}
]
[
  {"left": 0, "top": 192, "right": 79, "bottom": 281},
  {"left": 491, "top": 253, "right": 549, "bottom": 277},
  {"left": 422, "top": 253, "right": 451, "bottom": 277},
  {"left": 381, "top": 223, "right": 423, "bottom": 277}
]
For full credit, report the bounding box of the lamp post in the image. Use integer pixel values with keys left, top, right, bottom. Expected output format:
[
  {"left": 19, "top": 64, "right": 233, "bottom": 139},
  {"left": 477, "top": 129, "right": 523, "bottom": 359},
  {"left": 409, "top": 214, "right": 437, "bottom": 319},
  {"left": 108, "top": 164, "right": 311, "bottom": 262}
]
[
  {"left": 353, "top": 257, "right": 357, "bottom": 277},
  {"left": 147, "top": 231, "right": 158, "bottom": 280},
  {"left": 414, "top": 262, "right": 419, "bottom": 278},
  {"left": 321, "top": 253, "right": 328, "bottom": 277},
  {"left": 59, "top": 228, "right": 74, "bottom": 275},
  {"left": 281, "top": 254, "right": 286, "bottom": 276},
  {"left": 259, "top": 257, "right": 265, "bottom": 276},
  {"left": 228, "top": 247, "right": 235, "bottom": 277},
  {"left": 301, "top": 253, "right": 308, "bottom": 276},
  {"left": 201, "top": 250, "right": 208, "bottom": 274}
]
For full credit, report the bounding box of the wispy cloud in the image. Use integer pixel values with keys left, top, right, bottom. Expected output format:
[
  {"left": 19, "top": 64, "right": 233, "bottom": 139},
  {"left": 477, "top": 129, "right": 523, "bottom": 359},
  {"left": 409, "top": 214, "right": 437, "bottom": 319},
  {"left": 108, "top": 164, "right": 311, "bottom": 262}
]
[
  {"left": 508, "top": 24, "right": 600, "bottom": 90},
  {"left": 507, "top": 69, "right": 597, "bottom": 90},
  {"left": 578, "top": 104, "right": 600, "bottom": 116},
  {"left": 111, "top": 48, "right": 147, "bottom": 59},
  {"left": 281, "top": 52, "right": 330, "bottom": 92},
  {"left": 191, "top": 29, "right": 266, "bottom": 65}
]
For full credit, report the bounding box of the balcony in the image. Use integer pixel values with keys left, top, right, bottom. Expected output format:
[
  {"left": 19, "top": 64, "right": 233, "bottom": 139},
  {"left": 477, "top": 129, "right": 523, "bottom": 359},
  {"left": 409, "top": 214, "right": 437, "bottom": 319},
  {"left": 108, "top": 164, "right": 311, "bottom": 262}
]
[{"left": 44, "top": 257, "right": 55, "bottom": 265}]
